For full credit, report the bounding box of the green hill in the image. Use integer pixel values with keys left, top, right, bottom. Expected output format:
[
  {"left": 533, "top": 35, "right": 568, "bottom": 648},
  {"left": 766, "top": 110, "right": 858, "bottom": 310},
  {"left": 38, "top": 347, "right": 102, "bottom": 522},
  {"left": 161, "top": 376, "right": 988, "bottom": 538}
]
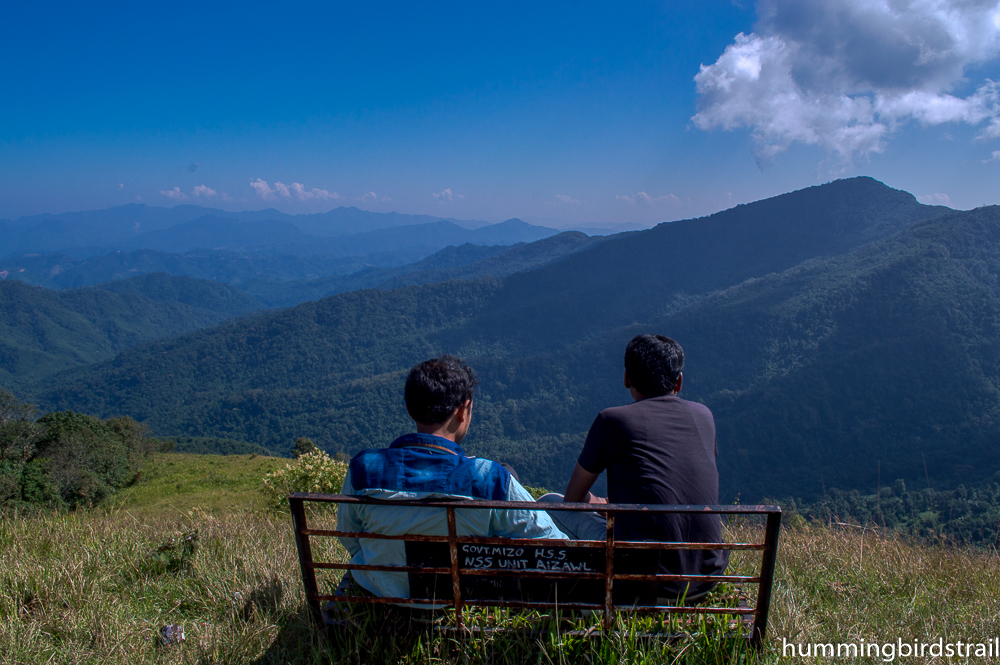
[
  {"left": 0, "top": 275, "right": 264, "bottom": 389},
  {"left": 0, "top": 248, "right": 424, "bottom": 290},
  {"left": 23, "top": 177, "right": 972, "bottom": 500},
  {"left": 242, "top": 232, "right": 601, "bottom": 307}
]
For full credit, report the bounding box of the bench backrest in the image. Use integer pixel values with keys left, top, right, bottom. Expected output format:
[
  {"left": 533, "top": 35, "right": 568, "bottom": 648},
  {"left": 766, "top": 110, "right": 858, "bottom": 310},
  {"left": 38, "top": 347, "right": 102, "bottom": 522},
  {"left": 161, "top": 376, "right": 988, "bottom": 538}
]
[{"left": 289, "top": 493, "right": 781, "bottom": 648}]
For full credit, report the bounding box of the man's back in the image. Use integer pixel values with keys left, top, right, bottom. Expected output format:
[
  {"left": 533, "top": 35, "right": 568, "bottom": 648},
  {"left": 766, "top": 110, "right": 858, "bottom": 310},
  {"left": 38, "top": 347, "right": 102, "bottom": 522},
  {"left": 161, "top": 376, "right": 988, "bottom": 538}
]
[
  {"left": 578, "top": 395, "right": 728, "bottom": 597},
  {"left": 338, "top": 433, "right": 567, "bottom": 598}
]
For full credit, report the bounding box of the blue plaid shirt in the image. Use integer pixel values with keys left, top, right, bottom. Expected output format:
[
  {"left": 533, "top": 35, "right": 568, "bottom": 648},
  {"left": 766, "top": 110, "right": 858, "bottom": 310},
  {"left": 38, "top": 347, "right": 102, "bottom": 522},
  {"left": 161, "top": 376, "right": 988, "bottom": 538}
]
[{"left": 338, "top": 433, "right": 568, "bottom": 599}]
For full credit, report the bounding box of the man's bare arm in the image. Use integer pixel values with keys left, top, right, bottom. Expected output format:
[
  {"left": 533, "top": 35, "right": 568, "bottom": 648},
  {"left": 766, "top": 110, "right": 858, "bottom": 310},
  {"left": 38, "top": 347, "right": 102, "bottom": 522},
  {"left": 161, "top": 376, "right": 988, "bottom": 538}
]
[{"left": 563, "top": 463, "right": 605, "bottom": 503}]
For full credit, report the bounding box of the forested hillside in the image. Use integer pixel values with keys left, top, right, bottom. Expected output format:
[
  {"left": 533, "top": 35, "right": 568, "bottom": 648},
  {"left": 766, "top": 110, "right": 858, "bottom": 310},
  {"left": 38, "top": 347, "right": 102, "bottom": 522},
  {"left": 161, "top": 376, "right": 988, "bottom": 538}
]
[
  {"left": 21, "top": 177, "right": 979, "bottom": 502},
  {"left": 242, "top": 232, "right": 602, "bottom": 307},
  {"left": 0, "top": 249, "right": 424, "bottom": 290},
  {"left": 0, "top": 275, "right": 263, "bottom": 389}
]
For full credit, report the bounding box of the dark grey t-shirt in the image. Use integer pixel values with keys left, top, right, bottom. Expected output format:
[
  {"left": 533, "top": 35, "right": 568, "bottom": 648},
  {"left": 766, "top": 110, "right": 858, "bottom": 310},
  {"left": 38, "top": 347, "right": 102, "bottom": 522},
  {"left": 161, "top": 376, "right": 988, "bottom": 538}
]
[{"left": 578, "top": 394, "right": 729, "bottom": 597}]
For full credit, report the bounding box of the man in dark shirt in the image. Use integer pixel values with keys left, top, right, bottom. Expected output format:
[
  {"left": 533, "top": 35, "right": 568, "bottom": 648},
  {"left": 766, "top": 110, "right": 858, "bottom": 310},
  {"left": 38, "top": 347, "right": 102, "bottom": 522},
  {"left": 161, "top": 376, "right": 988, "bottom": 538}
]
[{"left": 539, "top": 334, "right": 729, "bottom": 603}]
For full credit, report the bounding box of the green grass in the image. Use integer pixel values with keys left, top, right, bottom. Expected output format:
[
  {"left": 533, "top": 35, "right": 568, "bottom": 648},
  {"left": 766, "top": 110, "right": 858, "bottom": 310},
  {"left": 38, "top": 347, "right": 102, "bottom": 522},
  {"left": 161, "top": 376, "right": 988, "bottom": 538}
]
[
  {"left": 3, "top": 453, "right": 1000, "bottom": 664},
  {"left": 106, "top": 453, "right": 284, "bottom": 516}
]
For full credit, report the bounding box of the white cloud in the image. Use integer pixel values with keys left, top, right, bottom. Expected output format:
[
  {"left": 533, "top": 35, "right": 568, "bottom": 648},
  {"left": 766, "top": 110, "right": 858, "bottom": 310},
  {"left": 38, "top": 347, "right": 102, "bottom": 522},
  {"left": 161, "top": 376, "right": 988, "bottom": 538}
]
[
  {"left": 250, "top": 178, "right": 276, "bottom": 200},
  {"left": 160, "top": 186, "right": 189, "bottom": 201},
  {"left": 694, "top": 0, "right": 1000, "bottom": 165},
  {"left": 193, "top": 184, "right": 217, "bottom": 198},
  {"left": 253, "top": 178, "right": 334, "bottom": 201},
  {"left": 555, "top": 194, "right": 580, "bottom": 205},
  {"left": 917, "top": 193, "right": 952, "bottom": 205},
  {"left": 221, "top": 193, "right": 234, "bottom": 202},
  {"left": 360, "top": 191, "right": 391, "bottom": 202},
  {"left": 985, "top": 149, "right": 1000, "bottom": 162},
  {"left": 289, "top": 182, "right": 342, "bottom": 201},
  {"left": 116, "top": 183, "right": 124, "bottom": 191},
  {"left": 616, "top": 192, "right": 680, "bottom": 206},
  {"left": 433, "top": 188, "right": 464, "bottom": 202}
]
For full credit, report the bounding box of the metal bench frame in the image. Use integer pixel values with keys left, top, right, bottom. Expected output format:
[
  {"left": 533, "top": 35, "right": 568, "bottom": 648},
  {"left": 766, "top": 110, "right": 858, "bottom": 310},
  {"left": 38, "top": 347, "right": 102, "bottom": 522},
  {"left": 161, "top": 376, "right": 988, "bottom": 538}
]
[{"left": 290, "top": 493, "right": 781, "bottom": 647}]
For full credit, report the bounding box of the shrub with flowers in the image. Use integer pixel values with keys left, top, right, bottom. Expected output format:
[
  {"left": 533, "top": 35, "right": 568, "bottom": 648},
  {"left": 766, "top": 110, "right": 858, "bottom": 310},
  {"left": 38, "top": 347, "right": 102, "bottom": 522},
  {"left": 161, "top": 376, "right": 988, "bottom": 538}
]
[{"left": 261, "top": 450, "right": 348, "bottom": 512}]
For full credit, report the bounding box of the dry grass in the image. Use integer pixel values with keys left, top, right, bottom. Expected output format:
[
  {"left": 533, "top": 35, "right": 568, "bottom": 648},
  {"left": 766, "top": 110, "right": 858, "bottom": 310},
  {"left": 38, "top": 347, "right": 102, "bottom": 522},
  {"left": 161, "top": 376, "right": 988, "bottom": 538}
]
[{"left": 2, "top": 454, "right": 999, "bottom": 663}]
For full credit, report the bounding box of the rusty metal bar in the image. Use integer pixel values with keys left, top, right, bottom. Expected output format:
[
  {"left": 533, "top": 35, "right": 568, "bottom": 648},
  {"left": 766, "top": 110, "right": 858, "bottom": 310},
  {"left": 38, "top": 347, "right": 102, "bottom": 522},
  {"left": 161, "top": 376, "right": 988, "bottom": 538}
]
[
  {"left": 611, "top": 541, "right": 763, "bottom": 551},
  {"left": 310, "top": 561, "right": 761, "bottom": 584},
  {"left": 311, "top": 562, "right": 453, "bottom": 574},
  {"left": 603, "top": 512, "right": 615, "bottom": 633},
  {"left": 303, "top": 529, "right": 450, "bottom": 542},
  {"left": 446, "top": 506, "right": 465, "bottom": 633},
  {"left": 303, "top": 530, "right": 765, "bottom": 551},
  {"left": 290, "top": 496, "right": 323, "bottom": 624},
  {"left": 750, "top": 510, "right": 782, "bottom": 649},
  {"left": 290, "top": 493, "right": 780, "bottom": 515},
  {"left": 454, "top": 570, "right": 759, "bottom": 583},
  {"left": 315, "top": 594, "right": 755, "bottom": 615}
]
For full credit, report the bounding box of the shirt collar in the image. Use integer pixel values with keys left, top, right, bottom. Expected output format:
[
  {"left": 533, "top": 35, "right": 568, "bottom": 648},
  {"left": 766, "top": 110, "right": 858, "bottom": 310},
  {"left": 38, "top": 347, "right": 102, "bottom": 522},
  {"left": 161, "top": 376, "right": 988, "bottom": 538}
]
[{"left": 388, "top": 432, "right": 466, "bottom": 456}]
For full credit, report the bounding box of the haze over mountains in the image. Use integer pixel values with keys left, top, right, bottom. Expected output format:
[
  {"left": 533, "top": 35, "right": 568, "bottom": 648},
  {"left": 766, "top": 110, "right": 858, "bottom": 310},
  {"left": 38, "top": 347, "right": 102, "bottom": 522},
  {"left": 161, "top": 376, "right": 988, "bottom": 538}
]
[
  {"left": 8, "top": 177, "right": 996, "bottom": 503},
  {"left": 1, "top": 203, "right": 563, "bottom": 262}
]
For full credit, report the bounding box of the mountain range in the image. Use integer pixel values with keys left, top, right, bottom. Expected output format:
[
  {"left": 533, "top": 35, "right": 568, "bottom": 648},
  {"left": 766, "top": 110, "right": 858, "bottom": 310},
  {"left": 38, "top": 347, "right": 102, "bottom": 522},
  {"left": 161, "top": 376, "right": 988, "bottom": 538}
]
[
  {"left": 15, "top": 176, "right": 991, "bottom": 503},
  {"left": 1, "top": 204, "right": 559, "bottom": 260}
]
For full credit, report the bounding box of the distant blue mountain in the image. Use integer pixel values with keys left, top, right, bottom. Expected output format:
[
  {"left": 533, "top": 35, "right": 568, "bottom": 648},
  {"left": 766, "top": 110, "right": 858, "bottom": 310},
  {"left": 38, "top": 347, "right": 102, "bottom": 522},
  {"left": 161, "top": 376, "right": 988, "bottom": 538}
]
[{"left": 0, "top": 203, "right": 494, "bottom": 258}]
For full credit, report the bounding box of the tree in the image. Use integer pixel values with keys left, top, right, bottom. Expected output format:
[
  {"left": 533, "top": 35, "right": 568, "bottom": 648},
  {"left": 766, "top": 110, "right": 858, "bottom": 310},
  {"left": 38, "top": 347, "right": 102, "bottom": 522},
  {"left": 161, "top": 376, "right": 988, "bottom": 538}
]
[
  {"left": 291, "top": 437, "right": 320, "bottom": 458},
  {"left": 0, "top": 389, "right": 41, "bottom": 504}
]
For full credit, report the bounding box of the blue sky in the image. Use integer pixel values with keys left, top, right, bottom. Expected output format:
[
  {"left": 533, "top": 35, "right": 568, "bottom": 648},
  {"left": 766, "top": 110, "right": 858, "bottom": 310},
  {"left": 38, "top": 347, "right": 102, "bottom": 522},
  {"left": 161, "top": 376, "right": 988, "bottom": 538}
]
[{"left": 2, "top": 1, "right": 999, "bottom": 227}]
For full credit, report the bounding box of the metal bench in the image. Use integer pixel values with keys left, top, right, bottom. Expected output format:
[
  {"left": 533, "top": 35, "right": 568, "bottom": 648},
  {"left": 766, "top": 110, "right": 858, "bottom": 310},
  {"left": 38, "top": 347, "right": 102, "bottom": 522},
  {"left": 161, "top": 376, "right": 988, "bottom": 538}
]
[{"left": 290, "top": 493, "right": 782, "bottom": 647}]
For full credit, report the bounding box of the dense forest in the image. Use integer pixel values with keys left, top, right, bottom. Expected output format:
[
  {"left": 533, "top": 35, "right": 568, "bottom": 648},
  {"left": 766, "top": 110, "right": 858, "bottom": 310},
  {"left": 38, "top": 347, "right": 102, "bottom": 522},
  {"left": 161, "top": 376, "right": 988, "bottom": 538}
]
[
  {"left": 15, "top": 177, "right": 988, "bottom": 503},
  {"left": 0, "top": 275, "right": 262, "bottom": 389},
  {"left": 242, "top": 232, "right": 602, "bottom": 307},
  {"left": 790, "top": 480, "right": 1000, "bottom": 548},
  {"left": 0, "top": 389, "right": 155, "bottom": 510}
]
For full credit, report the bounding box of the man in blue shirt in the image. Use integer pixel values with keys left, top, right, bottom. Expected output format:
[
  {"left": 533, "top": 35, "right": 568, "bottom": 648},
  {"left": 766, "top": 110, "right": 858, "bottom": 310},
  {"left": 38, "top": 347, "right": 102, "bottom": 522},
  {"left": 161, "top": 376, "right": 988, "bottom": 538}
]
[{"left": 338, "top": 355, "right": 567, "bottom": 600}]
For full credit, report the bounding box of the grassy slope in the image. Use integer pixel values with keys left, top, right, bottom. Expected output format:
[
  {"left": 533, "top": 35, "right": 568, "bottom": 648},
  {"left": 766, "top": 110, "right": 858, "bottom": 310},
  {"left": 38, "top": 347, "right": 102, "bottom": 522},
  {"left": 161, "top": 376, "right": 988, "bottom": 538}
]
[
  {"left": 108, "top": 453, "right": 284, "bottom": 516},
  {"left": 3, "top": 453, "right": 1000, "bottom": 664}
]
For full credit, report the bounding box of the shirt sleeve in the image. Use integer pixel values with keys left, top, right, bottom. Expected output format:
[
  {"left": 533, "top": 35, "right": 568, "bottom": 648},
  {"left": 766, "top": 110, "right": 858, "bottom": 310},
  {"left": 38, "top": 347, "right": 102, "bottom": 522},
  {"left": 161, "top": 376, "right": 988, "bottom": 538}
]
[
  {"left": 336, "top": 468, "right": 362, "bottom": 557},
  {"left": 577, "top": 410, "right": 614, "bottom": 475},
  {"left": 488, "top": 476, "right": 569, "bottom": 539}
]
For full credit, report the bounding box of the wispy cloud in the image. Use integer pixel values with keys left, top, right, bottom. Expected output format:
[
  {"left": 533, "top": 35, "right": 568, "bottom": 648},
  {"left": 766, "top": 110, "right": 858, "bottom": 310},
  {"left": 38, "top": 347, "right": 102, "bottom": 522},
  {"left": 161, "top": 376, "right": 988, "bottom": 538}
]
[
  {"left": 289, "top": 182, "right": 342, "bottom": 201},
  {"left": 984, "top": 150, "right": 1000, "bottom": 163},
  {"left": 360, "top": 191, "right": 391, "bottom": 202},
  {"left": 616, "top": 192, "right": 680, "bottom": 206},
  {"left": 160, "top": 186, "right": 189, "bottom": 201},
  {"left": 251, "top": 178, "right": 341, "bottom": 202},
  {"left": 432, "top": 188, "right": 464, "bottom": 202},
  {"left": 555, "top": 194, "right": 580, "bottom": 205},
  {"left": 694, "top": 0, "right": 1000, "bottom": 166},
  {"left": 193, "top": 184, "right": 217, "bottom": 198},
  {"left": 917, "top": 193, "right": 951, "bottom": 205},
  {"left": 116, "top": 183, "right": 124, "bottom": 191},
  {"left": 187, "top": 162, "right": 200, "bottom": 172},
  {"left": 250, "top": 178, "right": 276, "bottom": 200}
]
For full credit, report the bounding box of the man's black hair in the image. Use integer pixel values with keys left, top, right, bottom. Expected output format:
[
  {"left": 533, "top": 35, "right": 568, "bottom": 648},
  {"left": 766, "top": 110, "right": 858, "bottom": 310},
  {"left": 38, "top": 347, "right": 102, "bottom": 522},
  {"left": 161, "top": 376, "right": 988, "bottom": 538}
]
[
  {"left": 405, "top": 355, "right": 478, "bottom": 425},
  {"left": 624, "top": 334, "right": 684, "bottom": 397}
]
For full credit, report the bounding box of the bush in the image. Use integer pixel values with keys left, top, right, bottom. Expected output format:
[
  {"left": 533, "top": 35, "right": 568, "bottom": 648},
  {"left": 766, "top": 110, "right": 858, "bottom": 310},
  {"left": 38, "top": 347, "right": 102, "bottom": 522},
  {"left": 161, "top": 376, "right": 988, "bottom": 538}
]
[
  {"left": 1, "top": 390, "right": 156, "bottom": 511},
  {"left": 33, "top": 411, "right": 147, "bottom": 508},
  {"left": 291, "top": 437, "right": 320, "bottom": 458},
  {"left": 261, "top": 450, "right": 348, "bottom": 512},
  {"left": 0, "top": 389, "right": 41, "bottom": 504}
]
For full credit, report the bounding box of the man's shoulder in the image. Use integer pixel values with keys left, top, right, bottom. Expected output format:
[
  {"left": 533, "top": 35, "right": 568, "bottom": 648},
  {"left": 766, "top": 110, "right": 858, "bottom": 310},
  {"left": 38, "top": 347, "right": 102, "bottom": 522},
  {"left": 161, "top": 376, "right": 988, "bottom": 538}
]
[
  {"left": 601, "top": 395, "right": 712, "bottom": 415},
  {"left": 349, "top": 446, "right": 512, "bottom": 501}
]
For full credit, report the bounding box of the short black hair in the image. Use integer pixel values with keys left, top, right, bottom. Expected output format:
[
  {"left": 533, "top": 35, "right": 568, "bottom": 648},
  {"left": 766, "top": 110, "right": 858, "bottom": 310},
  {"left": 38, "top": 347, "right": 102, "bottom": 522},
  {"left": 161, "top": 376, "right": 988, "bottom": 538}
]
[
  {"left": 624, "top": 334, "right": 684, "bottom": 397},
  {"left": 405, "top": 355, "right": 478, "bottom": 425}
]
